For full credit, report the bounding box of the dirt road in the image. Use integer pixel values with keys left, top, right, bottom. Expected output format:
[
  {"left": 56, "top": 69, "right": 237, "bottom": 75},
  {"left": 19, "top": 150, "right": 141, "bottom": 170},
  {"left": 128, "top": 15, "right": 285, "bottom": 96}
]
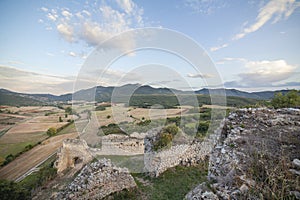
[{"left": 0, "top": 132, "right": 78, "bottom": 181}]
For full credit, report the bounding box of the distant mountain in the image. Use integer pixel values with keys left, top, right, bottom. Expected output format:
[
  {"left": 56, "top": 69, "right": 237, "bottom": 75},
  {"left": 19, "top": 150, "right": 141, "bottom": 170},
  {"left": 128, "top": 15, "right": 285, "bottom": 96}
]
[
  {"left": 195, "top": 88, "right": 291, "bottom": 100},
  {"left": 0, "top": 89, "right": 46, "bottom": 106},
  {"left": 0, "top": 85, "right": 294, "bottom": 106}
]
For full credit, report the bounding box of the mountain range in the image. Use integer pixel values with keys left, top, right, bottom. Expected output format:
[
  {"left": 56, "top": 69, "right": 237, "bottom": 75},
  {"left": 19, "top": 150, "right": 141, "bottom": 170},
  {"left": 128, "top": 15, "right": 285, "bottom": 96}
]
[{"left": 0, "top": 84, "right": 291, "bottom": 106}]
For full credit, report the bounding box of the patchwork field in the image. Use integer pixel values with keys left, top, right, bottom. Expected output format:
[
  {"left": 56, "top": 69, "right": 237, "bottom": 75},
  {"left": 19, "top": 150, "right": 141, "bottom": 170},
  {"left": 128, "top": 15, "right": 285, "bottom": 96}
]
[
  {"left": 95, "top": 104, "right": 194, "bottom": 126},
  {"left": 0, "top": 106, "right": 76, "bottom": 164},
  {"left": 0, "top": 132, "right": 78, "bottom": 181}
]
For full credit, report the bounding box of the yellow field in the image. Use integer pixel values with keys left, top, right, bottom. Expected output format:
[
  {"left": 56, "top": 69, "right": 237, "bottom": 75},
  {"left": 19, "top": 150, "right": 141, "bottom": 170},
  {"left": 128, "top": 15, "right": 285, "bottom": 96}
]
[{"left": 95, "top": 104, "right": 193, "bottom": 126}]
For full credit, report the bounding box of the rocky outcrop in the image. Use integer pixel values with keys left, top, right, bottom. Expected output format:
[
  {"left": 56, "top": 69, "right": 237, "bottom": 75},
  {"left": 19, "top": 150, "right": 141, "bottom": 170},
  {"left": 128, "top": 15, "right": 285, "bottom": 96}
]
[
  {"left": 185, "top": 182, "right": 219, "bottom": 200},
  {"left": 54, "top": 158, "right": 136, "bottom": 200},
  {"left": 188, "top": 108, "right": 300, "bottom": 200},
  {"left": 55, "top": 139, "right": 93, "bottom": 174}
]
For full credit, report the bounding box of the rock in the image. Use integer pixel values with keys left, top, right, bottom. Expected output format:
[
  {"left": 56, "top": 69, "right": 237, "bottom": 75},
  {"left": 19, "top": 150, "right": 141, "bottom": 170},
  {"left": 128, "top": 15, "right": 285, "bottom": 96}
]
[
  {"left": 289, "top": 169, "right": 300, "bottom": 176},
  {"left": 55, "top": 159, "right": 136, "bottom": 200},
  {"left": 185, "top": 182, "right": 219, "bottom": 200},
  {"left": 239, "top": 184, "right": 249, "bottom": 193},
  {"left": 293, "top": 159, "right": 300, "bottom": 169},
  {"left": 290, "top": 191, "right": 300, "bottom": 199}
]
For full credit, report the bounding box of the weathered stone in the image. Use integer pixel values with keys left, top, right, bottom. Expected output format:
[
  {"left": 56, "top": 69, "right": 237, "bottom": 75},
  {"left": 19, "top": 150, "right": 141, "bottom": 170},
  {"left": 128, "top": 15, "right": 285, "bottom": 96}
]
[
  {"left": 55, "top": 158, "right": 136, "bottom": 200},
  {"left": 293, "top": 159, "right": 300, "bottom": 169},
  {"left": 54, "top": 139, "right": 93, "bottom": 174}
]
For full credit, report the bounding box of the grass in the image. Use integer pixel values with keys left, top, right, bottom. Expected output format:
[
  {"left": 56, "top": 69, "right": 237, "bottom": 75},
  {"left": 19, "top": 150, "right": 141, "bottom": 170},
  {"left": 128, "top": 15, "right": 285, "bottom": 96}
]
[
  {"left": 0, "top": 141, "right": 36, "bottom": 160},
  {"left": 56, "top": 122, "right": 76, "bottom": 135},
  {"left": 106, "top": 160, "right": 208, "bottom": 200},
  {"left": 96, "top": 155, "right": 145, "bottom": 173},
  {"left": 17, "top": 154, "right": 57, "bottom": 193}
]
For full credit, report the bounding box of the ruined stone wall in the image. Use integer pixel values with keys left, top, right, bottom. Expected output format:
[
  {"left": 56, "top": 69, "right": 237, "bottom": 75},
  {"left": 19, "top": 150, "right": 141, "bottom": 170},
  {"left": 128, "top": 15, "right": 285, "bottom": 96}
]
[
  {"left": 187, "top": 108, "right": 300, "bottom": 200},
  {"left": 55, "top": 139, "right": 93, "bottom": 174},
  {"left": 145, "top": 124, "right": 223, "bottom": 176}
]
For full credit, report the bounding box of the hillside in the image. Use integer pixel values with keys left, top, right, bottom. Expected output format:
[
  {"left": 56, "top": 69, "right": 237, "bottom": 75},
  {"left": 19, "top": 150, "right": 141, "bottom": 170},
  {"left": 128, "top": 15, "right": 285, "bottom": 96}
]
[{"left": 0, "top": 85, "right": 294, "bottom": 106}]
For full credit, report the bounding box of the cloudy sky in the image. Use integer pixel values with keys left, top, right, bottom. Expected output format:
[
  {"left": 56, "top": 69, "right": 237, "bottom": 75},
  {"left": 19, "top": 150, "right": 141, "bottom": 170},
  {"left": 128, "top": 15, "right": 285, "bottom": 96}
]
[{"left": 0, "top": 0, "right": 299, "bottom": 94}]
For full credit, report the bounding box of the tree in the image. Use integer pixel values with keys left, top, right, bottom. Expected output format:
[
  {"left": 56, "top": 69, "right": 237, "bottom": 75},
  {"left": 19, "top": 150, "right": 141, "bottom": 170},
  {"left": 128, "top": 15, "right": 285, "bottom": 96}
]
[
  {"left": 0, "top": 180, "right": 30, "bottom": 200},
  {"left": 47, "top": 127, "right": 57, "bottom": 137},
  {"left": 197, "top": 121, "right": 210, "bottom": 137},
  {"left": 65, "top": 107, "right": 73, "bottom": 114},
  {"left": 163, "top": 124, "right": 179, "bottom": 136},
  {"left": 271, "top": 90, "right": 300, "bottom": 108}
]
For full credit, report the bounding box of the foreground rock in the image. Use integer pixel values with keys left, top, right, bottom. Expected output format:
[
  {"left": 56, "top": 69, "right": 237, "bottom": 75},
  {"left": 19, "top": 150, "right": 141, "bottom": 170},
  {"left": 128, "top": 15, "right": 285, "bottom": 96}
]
[
  {"left": 53, "top": 158, "right": 136, "bottom": 199},
  {"left": 188, "top": 108, "right": 300, "bottom": 199}
]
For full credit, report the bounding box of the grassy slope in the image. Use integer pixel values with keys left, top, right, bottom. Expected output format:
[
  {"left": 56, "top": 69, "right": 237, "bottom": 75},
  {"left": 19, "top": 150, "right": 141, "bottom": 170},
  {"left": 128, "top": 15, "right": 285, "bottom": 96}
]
[{"left": 106, "top": 160, "right": 208, "bottom": 200}]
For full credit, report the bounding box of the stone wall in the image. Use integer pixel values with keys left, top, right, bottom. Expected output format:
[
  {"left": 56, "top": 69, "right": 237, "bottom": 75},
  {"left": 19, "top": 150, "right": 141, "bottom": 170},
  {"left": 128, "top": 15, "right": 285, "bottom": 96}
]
[
  {"left": 187, "top": 108, "right": 300, "bottom": 200},
  {"left": 54, "top": 139, "right": 93, "bottom": 174},
  {"left": 145, "top": 124, "right": 223, "bottom": 176}
]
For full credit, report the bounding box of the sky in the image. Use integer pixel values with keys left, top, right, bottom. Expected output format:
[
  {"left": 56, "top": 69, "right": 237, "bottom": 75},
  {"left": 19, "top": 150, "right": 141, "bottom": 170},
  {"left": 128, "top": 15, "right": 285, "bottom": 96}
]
[{"left": 0, "top": 0, "right": 300, "bottom": 94}]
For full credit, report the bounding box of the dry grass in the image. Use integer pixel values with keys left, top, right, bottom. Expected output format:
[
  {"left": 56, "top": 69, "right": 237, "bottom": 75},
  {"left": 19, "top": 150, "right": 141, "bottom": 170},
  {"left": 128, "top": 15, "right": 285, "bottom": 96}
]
[{"left": 95, "top": 105, "right": 190, "bottom": 126}]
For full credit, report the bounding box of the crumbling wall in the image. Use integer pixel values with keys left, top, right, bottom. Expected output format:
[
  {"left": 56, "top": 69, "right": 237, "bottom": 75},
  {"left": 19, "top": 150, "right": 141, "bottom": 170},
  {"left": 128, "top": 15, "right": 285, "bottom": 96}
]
[{"left": 54, "top": 139, "right": 93, "bottom": 174}]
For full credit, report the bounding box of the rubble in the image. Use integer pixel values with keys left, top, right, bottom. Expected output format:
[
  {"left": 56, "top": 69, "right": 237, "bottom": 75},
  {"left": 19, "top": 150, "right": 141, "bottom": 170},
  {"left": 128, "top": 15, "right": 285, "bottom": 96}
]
[
  {"left": 54, "top": 158, "right": 136, "bottom": 200},
  {"left": 188, "top": 108, "right": 300, "bottom": 199}
]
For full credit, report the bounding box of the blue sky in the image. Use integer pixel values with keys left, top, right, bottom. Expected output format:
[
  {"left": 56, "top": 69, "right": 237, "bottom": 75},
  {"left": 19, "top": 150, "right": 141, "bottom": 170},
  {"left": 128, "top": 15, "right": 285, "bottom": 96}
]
[{"left": 0, "top": 0, "right": 299, "bottom": 94}]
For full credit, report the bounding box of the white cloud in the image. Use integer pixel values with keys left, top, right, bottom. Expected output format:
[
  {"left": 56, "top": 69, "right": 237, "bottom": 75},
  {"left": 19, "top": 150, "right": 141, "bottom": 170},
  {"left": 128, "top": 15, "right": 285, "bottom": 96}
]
[
  {"left": 227, "top": 59, "right": 297, "bottom": 88},
  {"left": 57, "top": 23, "right": 74, "bottom": 42},
  {"left": 187, "top": 73, "right": 214, "bottom": 78},
  {"left": 41, "top": 7, "right": 48, "bottom": 12},
  {"left": 68, "top": 51, "right": 77, "bottom": 57},
  {"left": 0, "top": 66, "right": 74, "bottom": 94},
  {"left": 42, "top": 1, "right": 145, "bottom": 53},
  {"left": 62, "top": 10, "right": 72, "bottom": 19},
  {"left": 216, "top": 57, "right": 247, "bottom": 64},
  {"left": 184, "top": 0, "right": 227, "bottom": 14},
  {"left": 210, "top": 43, "right": 228, "bottom": 52},
  {"left": 38, "top": 19, "right": 44, "bottom": 23},
  {"left": 82, "top": 10, "right": 91, "bottom": 16},
  {"left": 46, "top": 52, "right": 55, "bottom": 57},
  {"left": 47, "top": 13, "right": 57, "bottom": 21},
  {"left": 116, "top": 0, "right": 134, "bottom": 14},
  {"left": 233, "top": 0, "right": 300, "bottom": 40}
]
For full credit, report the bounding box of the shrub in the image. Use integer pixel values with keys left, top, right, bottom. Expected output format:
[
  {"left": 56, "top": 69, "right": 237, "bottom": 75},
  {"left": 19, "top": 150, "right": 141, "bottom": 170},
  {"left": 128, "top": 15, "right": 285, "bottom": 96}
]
[
  {"left": 46, "top": 127, "right": 57, "bottom": 137},
  {"left": 162, "top": 124, "right": 179, "bottom": 136},
  {"left": 154, "top": 133, "right": 173, "bottom": 151},
  {"left": 271, "top": 90, "right": 300, "bottom": 108},
  {"left": 95, "top": 105, "right": 106, "bottom": 111},
  {"left": 196, "top": 121, "right": 210, "bottom": 137},
  {"left": 0, "top": 180, "right": 30, "bottom": 200}
]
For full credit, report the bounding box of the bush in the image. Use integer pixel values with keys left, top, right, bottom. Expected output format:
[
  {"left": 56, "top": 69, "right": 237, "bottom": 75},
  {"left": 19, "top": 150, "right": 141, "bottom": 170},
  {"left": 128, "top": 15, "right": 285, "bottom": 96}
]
[
  {"left": 162, "top": 124, "right": 179, "bottom": 136},
  {"left": 65, "top": 107, "right": 74, "bottom": 114},
  {"left": 0, "top": 180, "right": 30, "bottom": 200},
  {"left": 154, "top": 133, "right": 173, "bottom": 151},
  {"left": 271, "top": 90, "right": 300, "bottom": 108},
  {"left": 197, "top": 121, "right": 210, "bottom": 137},
  {"left": 46, "top": 127, "right": 57, "bottom": 137},
  {"left": 95, "top": 105, "right": 106, "bottom": 111},
  {"left": 153, "top": 125, "right": 179, "bottom": 151},
  {"left": 137, "top": 119, "right": 151, "bottom": 126}
]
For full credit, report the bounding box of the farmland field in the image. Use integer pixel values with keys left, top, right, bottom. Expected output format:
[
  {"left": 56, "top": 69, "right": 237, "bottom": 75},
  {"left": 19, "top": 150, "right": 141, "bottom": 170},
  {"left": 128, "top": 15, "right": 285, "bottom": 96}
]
[
  {"left": 0, "top": 106, "right": 76, "bottom": 164},
  {"left": 0, "top": 132, "right": 77, "bottom": 181},
  {"left": 95, "top": 104, "right": 195, "bottom": 126}
]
